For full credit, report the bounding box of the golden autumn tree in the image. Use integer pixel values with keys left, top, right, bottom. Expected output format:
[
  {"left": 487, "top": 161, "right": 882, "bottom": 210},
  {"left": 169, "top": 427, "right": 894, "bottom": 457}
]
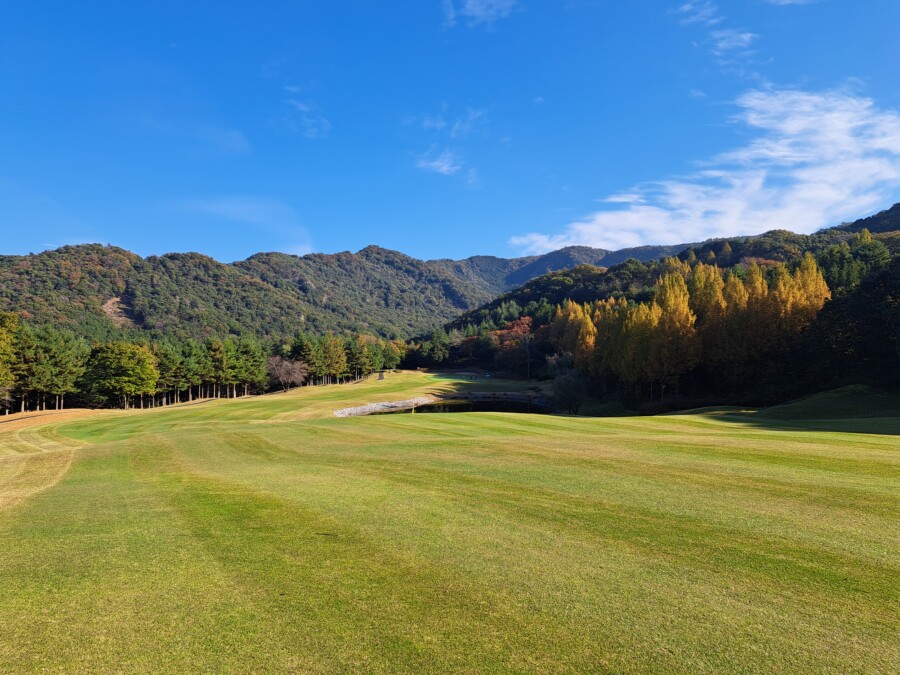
[
  {"left": 708, "top": 271, "right": 752, "bottom": 381},
  {"left": 589, "top": 297, "right": 627, "bottom": 379},
  {"left": 650, "top": 272, "right": 699, "bottom": 397},
  {"left": 791, "top": 252, "right": 831, "bottom": 329},
  {"left": 687, "top": 263, "right": 727, "bottom": 361},
  {"left": 550, "top": 300, "right": 596, "bottom": 369},
  {"left": 614, "top": 302, "right": 661, "bottom": 387}
]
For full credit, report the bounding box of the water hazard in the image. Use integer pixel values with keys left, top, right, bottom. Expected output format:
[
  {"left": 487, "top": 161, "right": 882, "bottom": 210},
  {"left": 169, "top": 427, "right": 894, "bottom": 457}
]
[{"left": 372, "top": 400, "right": 551, "bottom": 415}]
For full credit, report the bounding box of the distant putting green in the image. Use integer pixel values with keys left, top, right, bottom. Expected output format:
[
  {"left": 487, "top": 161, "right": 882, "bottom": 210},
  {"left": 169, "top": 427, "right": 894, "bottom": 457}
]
[{"left": 0, "top": 372, "right": 897, "bottom": 672}]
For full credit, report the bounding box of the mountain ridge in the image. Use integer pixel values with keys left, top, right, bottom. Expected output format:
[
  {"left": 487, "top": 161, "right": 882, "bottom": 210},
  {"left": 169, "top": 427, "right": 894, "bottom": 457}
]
[{"left": 1, "top": 203, "right": 897, "bottom": 340}]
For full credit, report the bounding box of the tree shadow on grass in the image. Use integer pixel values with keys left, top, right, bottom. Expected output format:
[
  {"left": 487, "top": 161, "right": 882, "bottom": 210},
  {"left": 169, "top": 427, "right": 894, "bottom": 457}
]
[
  {"left": 684, "top": 410, "right": 900, "bottom": 437},
  {"left": 415, "top": 372, "right": 900, "bottom": 435}
]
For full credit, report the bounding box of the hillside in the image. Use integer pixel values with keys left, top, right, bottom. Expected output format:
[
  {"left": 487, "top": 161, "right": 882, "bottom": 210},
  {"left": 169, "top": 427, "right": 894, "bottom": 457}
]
[
  {"left": 1, "top": 203, "right": 896, "bottom": 341},
  {"left": 451, "top": 205, "right": 900, "bottom": 332},
  {"left": 0, "top": 241, "right": 682, "bottom": 340},
  {"left": 835, "top": 202, "right": 900, "bottom": 234}
]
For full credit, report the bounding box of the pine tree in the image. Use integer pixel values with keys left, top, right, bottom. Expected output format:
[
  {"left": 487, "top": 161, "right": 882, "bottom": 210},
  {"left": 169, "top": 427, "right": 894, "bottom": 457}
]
[
  {"left": 300, "top": 336, "right": 327, "bottom": 384},
  {"left": 236, "top": 338, "right": 267, "bottom": 396},
  {"left": 84, "top": 342, "right": 159, "bottom": 409},
  {"left": 0, "top": 313, "right": 19, "bottom": 413},
  {"left": 322, "top": 334, "right": 348, "bottom": 384}
]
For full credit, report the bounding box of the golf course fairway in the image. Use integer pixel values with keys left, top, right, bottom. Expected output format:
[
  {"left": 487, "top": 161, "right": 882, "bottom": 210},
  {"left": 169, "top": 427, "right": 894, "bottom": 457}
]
[{"left": 0, "top": 372, "right": 897, "bottom": 672}]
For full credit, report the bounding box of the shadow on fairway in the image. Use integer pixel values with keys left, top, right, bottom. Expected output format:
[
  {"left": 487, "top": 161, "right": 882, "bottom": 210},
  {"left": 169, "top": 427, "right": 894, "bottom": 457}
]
[
  {"left": 431, "top": 373, "right": 900, "bottom": 436},
  {"left": 705, "top": 412, "right": 900, "bottom": 436}
]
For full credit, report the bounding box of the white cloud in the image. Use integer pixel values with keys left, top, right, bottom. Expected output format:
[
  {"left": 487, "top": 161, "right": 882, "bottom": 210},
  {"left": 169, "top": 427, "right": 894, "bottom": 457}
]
[
  {"left": 450, "top": 107, "right": 488, "bottom": 138},
  {"left": 510, "top": 88, "right": 900, "bottom": 253},
  {"left": 710, "top": 29, "right": 758, "bottom": 55},
  {"left": 444, "top": 0, "right": 518, "bottom": 27},
  {"left": 284, "top": 99, "right": 331, "bottom": 139},
  {"left": 674, "top": 1, "right": 721, "bottom": 26},
  {"left": 410, "top": 104, "right": 489, "bottom": 179},
  {"left": 422, "top": 114, "right": 447, "bottom": 130},
  {"left": 416, "top": 148, "right": 463, "bottom": 175}
]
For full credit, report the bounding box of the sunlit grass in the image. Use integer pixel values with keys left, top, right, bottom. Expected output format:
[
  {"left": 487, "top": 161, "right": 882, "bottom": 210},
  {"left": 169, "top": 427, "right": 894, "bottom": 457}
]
[{"left": 0, "top": 372, "right": 896, "bottom": 672}]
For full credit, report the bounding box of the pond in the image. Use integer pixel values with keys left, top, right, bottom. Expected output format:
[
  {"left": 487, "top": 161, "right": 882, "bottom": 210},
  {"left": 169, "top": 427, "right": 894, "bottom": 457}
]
[{"left": 372, "top": 400, "right": 552, "bottom": 415}]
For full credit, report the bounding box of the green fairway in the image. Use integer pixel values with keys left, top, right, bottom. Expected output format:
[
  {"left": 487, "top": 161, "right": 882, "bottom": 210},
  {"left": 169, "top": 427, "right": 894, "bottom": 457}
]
[{"left": 0, "top": 372, "right": 897, "bottom": 672}]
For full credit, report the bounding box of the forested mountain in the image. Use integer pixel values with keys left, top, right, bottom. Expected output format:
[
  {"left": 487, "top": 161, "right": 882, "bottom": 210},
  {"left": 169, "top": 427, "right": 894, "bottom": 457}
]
[
  {"left": 448, "top": 211, "right": 899, "bottom": 331},
  {"left": 1, "top": 203, "right": 897, "bottom": 343},
  {"left": 428, "top": 243, "right": 688, "bottom": 296},
  {"left": 0, "top": 240, "right": 681, "bottom": 340},
  {"left": 835, "top": 202, "right": 900, "bottom": 234}
]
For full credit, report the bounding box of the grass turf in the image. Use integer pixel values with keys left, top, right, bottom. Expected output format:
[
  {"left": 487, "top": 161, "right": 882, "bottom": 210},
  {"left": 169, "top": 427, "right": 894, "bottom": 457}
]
[{"left": 0, "top": 372, "right": 897, "bottom": 672}]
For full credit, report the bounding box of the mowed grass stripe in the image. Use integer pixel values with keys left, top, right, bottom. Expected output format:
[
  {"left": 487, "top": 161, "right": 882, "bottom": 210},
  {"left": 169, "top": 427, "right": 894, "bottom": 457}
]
[{"left": 0, "top": 372, "right": 897, "bottom": 672}]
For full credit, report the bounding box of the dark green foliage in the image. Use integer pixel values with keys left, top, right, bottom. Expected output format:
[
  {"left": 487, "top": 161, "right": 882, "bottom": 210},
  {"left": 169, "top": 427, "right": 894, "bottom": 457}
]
[
  {"left": 552, "top": 370, "right": 589, "bottom": 414},
  {"left": 0, "top": 245, "right": 142, "bottom": 339},
  {"left": 11, "top": 325, "right": 89, "bottom": 410},
  {"left": 449, "top": 261, "right": 661, "bottom": 332},
  {"left": 834, "top": 202, "right": 900, "bottom": 234},
  {"left": 817, "top": 231, "right": 891, "bottom": 295},
  {"left": 0, "top": 241, "right": 689, "bottom": 343},
  {"left": 796, "top": 256, "right": 900, "bottom": 389},
  {"left": 123, "top": 253, "right": 309, "bottom": 340},
  {"left": 83, "top": 341, "right": 159, "bottom": 408}
]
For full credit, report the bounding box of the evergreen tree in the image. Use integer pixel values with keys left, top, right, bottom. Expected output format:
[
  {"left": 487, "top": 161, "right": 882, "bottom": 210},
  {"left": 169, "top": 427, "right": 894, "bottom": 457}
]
[
  {"left": 299, "top": 336, "right": 327, "bottom": 384},
  {"left": 84, "top": 342, "right": 158, "bottom": 408},
  {"left": 0, "top": 313, "right": 20, "bottom": 413},
  {"left": 236, "top": 338, "right": 268, "bottom": 395},
  {"left": 322, "top": 334, "right": 348, "bottom": 383},
  {"left": 382, "top": 341, "right": 402, "bottom": 370}
]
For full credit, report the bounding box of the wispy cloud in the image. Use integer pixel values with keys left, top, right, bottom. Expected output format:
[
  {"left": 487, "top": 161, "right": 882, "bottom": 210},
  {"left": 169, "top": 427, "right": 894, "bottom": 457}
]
[
  {"left": 416, "top": 148, "right": 463, "bottom": 175},
  {"left": 511, "top": 88, "right": 900, "bottom": 253},
  {"left": 443, "top": 0, "right": 519, "bottom": 27},
  {"left": 674, "top": 1, "right": 722, "bottom": 26},
  {"left": 674, "top": 2, "right": 762, "bottom": 72},
  {"left": 710, "top": 29, "right": 758, "bottom": 56},
  {"left": 177, "top": 196, "right": 313, "bottom": 254},
  {"left": 408, "top": 104, "right": 490, "bottom": 182},
  {"left": 450, "top": 107, "right": 488, "bottom": 138},
  {"left": 422, "top": 113, "right": 447, "bottom": 131},
  {"left": 193, "top": 125, "right": 251, "bottom": 154},
  {"left": 283, "top": 99, "right": 331, "bottom": 139},
  {"left": 179, "top": 196, "right": 299, "bottom": 227},
  {"left": 134, "top": 114, "right": 250, "bottom": 156},
  {"left": 414, "top": 105, "right": 488, "bottom": 137}
]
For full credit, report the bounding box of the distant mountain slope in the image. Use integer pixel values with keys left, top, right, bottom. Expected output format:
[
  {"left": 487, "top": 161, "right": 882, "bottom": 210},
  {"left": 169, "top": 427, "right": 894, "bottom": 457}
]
[
  {"left": 428, "top": 243, "right": 688, "bottom": 295},
  {"left": 0, "top": 239, "right": 685, "bottom": 340},
  {"left": 1, "top": 203, "right": 896, "bottom": 340},
  {"left": 835, "top": 203, "right": 900, "bottom": 234},
  {"left": 448, "top": 204, "right": 900, "bottom": 332},
  {"left": 235, "top": 246, "right": 491, "bottom": 337}
]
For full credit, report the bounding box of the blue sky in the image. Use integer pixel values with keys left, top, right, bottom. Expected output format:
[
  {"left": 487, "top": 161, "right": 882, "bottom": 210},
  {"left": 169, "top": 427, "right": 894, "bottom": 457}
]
[{"left": 2, "top": 1, "right": 899, "bottom": 261}]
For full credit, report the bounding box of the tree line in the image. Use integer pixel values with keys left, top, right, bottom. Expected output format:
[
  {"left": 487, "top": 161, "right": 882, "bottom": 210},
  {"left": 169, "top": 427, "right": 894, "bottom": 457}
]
[
  {"left": 407, "top": 232, "right": 899, "bottom": 410},
  {"left": 546, "top": 254, "right": 831, "bottom": 401},
  {"left": 0, "top": 321, "right": 405, "bottom": 414}
]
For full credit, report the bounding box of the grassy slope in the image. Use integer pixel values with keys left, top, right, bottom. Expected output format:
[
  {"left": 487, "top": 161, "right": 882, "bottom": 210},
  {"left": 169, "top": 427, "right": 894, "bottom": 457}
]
[{"left": 0, "top": 373, "right": 897, "bottom": 672}]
